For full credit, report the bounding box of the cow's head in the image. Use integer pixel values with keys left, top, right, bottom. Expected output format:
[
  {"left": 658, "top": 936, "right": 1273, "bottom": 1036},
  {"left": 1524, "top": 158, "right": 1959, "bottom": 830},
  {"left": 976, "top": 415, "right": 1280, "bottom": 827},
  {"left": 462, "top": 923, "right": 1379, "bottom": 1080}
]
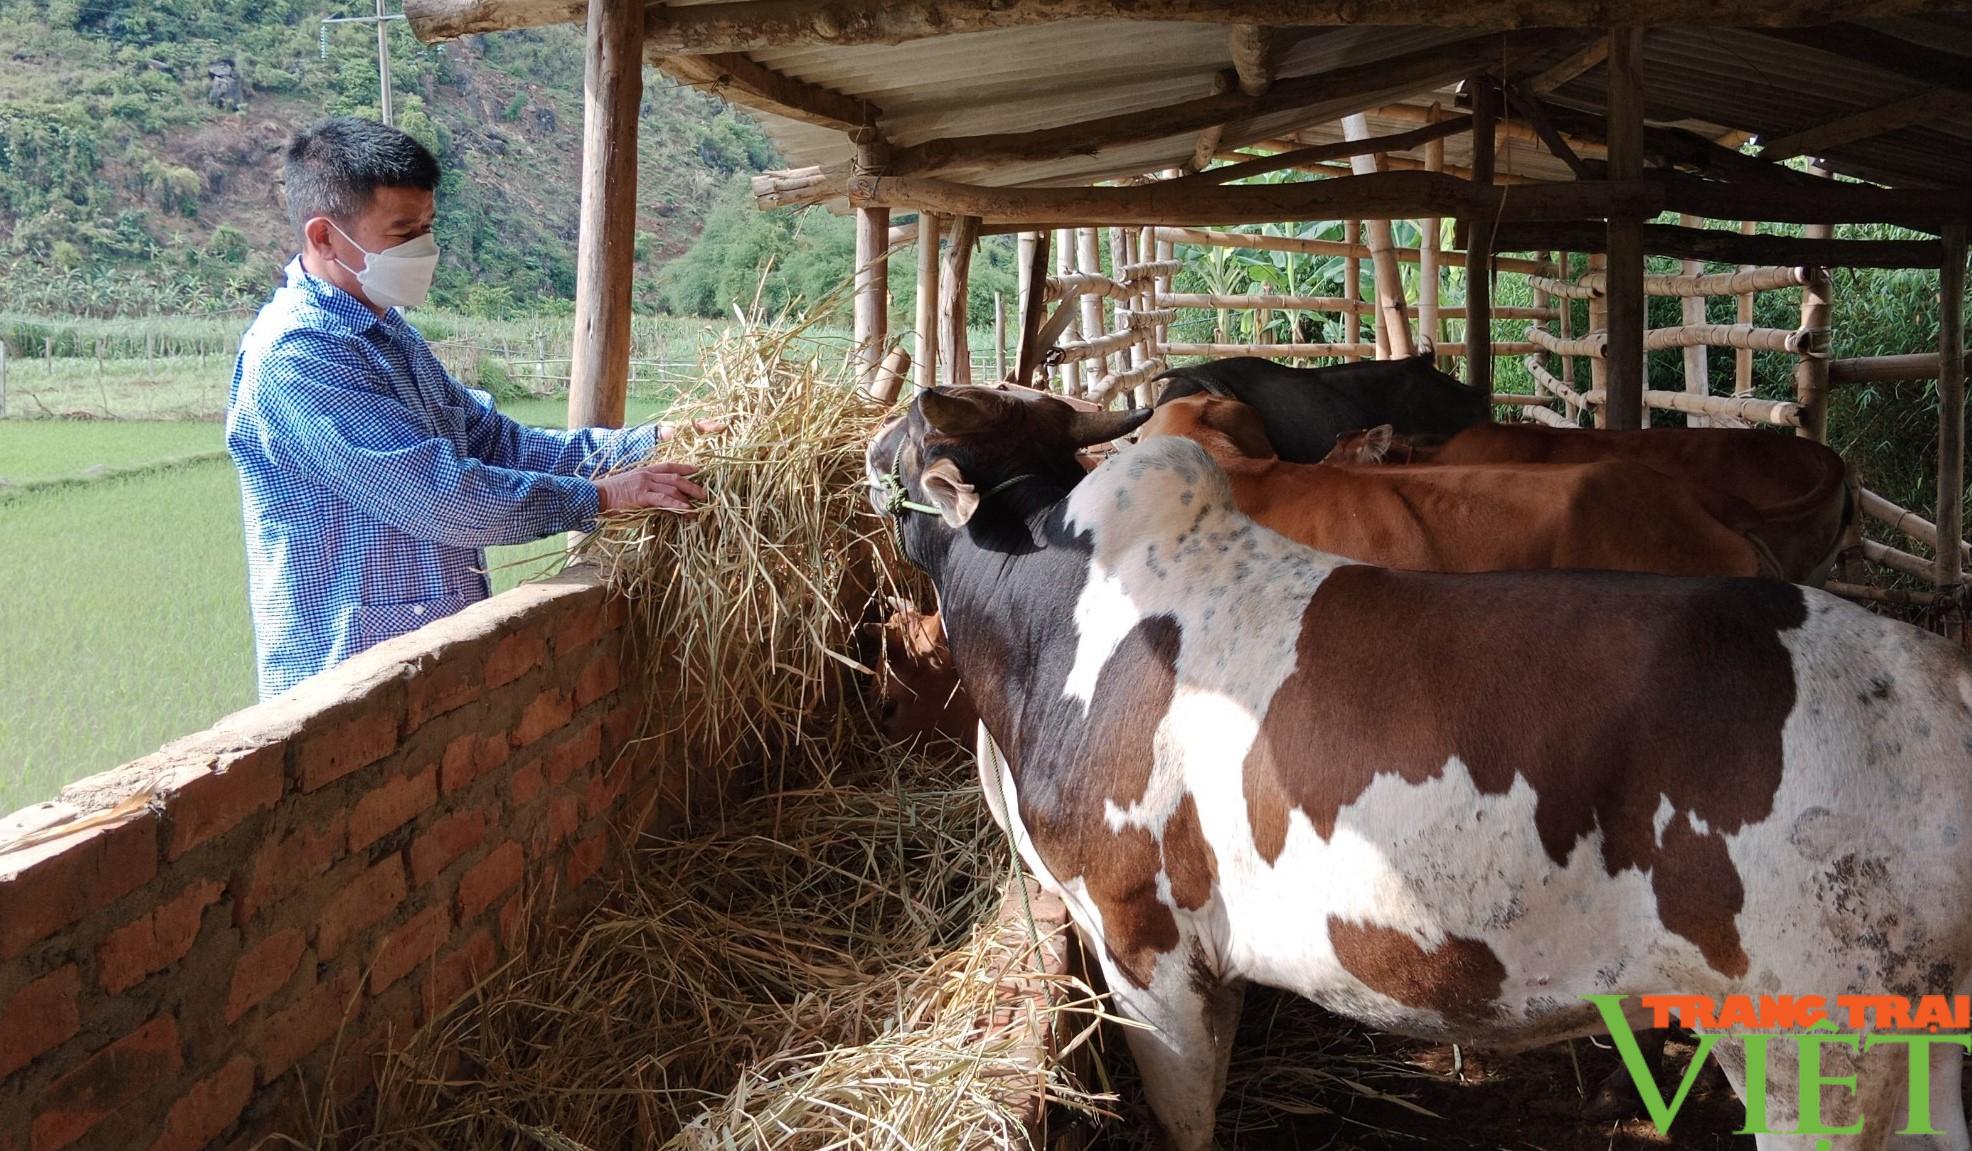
[
  {"left": 1321, "top": 424, "right": 1449, "bottom": 466},
  {"left": 866, "top": 386, "right": 1149, "bottom": 570}
]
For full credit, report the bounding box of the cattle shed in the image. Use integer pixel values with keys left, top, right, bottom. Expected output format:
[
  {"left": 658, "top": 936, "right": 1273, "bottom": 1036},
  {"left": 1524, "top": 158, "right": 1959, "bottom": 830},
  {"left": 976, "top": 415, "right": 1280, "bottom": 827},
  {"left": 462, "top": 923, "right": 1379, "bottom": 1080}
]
[{"left": 404, "top": 0, "right": 1972, "bottom": 622}]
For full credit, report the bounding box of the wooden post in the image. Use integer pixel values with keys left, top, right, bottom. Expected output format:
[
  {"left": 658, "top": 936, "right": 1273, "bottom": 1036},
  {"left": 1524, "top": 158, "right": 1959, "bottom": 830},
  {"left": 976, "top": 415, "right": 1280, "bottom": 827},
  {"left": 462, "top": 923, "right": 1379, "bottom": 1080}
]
[
  {"left": 566, "top": 0, "right": 641, "bottom": 430},
  {"left": 1345, "top": 220, "right": 1362, "bottom": 361},
  {"left": 1796, "top": 177, "right": 1833, "bottom": 441},
  {"left": 994, "top": 292, "right": 1007, "bottom": 381},
  {"left": 1055, "top": 228, "right": 1081, "bottom": 395},
  {"left": 1465, "top": 74, "right": 1496, "bottom": 394},
  {"left": 1530, "top": 254, "right": 1551, "bottom": 407},
  {"left": 914, "top": 213, "right": 941, "bottom": 392},
  {"left": 1013, "top": 229, "right": 1052, "bottom": 388},
  {"left": 1076, "top": 228, "right": 1107, "bottom": 382},
  {"left": 1938, "top": 225, "right": 1966, "bottom": 599},
  {"left": 1255, "top": 284, "right": 1274, "bottom": 346},
  {"left": 1601, "top": 27, "right": 1646, "bottom": 431},
  {"left": 1344, "top": 115, "right": 1414, "bottom": 358},
  {"left": 940, "top": 214, "right": 979, "bottom": 386},
  {"left": 1422, "top": 102, "right": 1445, "bottom": 367},
  {"left": 1152, "top": 225, "right": 1174, "bottom": 358},
  {"left": 1735, "top": 220, "right": 1757, "bottom": 403},
  {"left": 855, "top": 201, "right": 892, "bottom": 387},
  {"left": 1558, "top": 251, "right": 1576, "bottom": 388},
  {"left": 1589, "top": 250, "right": 1610, "bottom": 427},
  {"left": 1677, "top": 214, "right": 1711, "bottom": 427}
]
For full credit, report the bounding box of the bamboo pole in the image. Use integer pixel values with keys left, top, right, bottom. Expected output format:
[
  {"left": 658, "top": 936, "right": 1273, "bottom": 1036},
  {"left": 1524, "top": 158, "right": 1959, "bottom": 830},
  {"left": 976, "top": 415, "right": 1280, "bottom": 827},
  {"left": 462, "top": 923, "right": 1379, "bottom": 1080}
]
[
  {"left": 1464, "top": 74, "right": 1495, "bottom": 394},
  {"left": 1735, "top": 220, "right": 1757, "bottom": 403},
  {"left": 1602, "top": 26, "right": 1645, "bottom": 431},
  {"left": 914, "top": 213, "right": 942, "bottom": 392},
  {"left": 1157, "top": 292, "right": 1552, "bottom": 317},
  {"left": 1075, "top": 228, "right": 1107, "bottom": 381},
  {"left": 1828, "top": 353, "right": 1961, "bottom": 384},
  {"left": 1677, "top": 213, "right": 1710, "bottom": 427},
  {"left": 1645, "top": 388, "right": 1803, "bottom": 427},
  {"left": 1862, "top": 488, "right": 1972, "bottom": 565},
  {"left": 1344, "top": 115, "right": 1414, "bottom": 358},
  {"left": 940, "top": 214, "right": 980, "bottom": 386},
  {"left": 1254, "top": 284, "right": 1274, "bottom": 347},
  {"left": 566, "top": 0, "right": 642, "bottom": 430},
  {"left": 1825, "top": 580, "right": 1954, "bottom": 608},
  {"left": 1939, "top": 225, "right": 1966, "bottom": 596},
  {"left": 1558, "top": 251, "right": 1576, "bottom": 388},
  {"left": 1795, "top": 265, "right": 1832, "bottom": 441},
  {"left": 1588, "top": 250, "right": 1610, "bottom": 427},
  {"left": 1153, "top": 224, "right": 1175, "bottom": 371},
  {"left": 1866, "top": 539, "right": 1958, "bottom": 583},
  {"left": 1154, "top": 225, "right": 1551, "bottom": 276},
  {"left": 994, "top": 292, "right": 1007, "bottom": 380},
  {"left": 1423, "top": 102, "right": 1445, "bottom": 368},
  {"left": 1054, "top": 228, "right": 1080, "bottom": 394},
  {"left": 1163, "top": 340, "right": 1536, "bottom": 359},
  {"left": 1345, "top": 219, "right": 1362, "bottom": 361},
  {"left": 1531, "top": 255, "right": 1551, "bottom": 401}
]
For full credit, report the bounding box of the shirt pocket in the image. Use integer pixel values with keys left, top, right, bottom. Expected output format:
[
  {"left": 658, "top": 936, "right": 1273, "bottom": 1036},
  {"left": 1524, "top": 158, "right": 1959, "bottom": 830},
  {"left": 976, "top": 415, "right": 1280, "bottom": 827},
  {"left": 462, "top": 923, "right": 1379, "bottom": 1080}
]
[{"left": 351, "top": 593, "right": 475, "bottom": 651}]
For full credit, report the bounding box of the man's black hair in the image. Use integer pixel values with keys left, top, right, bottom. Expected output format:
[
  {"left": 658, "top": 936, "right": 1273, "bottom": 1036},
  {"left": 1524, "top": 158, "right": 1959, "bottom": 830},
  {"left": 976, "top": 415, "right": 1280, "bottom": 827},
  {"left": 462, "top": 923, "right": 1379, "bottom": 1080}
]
[{"left": 284, "top": 117, "right": 440, "bottom": 240}]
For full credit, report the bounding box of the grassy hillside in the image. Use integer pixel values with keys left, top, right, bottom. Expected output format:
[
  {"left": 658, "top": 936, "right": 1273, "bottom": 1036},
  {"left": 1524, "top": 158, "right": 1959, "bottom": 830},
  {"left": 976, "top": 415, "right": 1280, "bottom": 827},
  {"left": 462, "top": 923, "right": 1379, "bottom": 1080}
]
[{"left": 0, "top": 0, "right": 775, "bottom": 318}]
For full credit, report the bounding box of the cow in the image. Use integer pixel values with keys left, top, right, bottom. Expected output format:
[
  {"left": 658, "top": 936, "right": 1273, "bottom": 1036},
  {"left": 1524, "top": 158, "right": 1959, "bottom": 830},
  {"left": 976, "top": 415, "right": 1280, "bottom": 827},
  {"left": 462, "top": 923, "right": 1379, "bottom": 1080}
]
[
  {"left": 1151, "top": 353, "right": 1491, "bottom": 462},
  {"left": 868, "top": 602, "right": 977, "bottom": 746},
  {"left": 867, "top": 383, "right": 1972, "bottom": 1151},
  {"left": 1326, "top": 421, "right": 1857, "bottom": 586},
  {"left": 1143, "top": 391, "right": 1788, "bottom": 580}
]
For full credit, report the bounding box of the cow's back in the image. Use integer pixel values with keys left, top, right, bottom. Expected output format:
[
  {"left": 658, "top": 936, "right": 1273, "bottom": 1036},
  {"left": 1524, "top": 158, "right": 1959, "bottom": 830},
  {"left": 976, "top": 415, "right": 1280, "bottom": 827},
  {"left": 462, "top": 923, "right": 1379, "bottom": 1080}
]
[{"left": 1153, "top": 355, "right": 1490, "bottom": 462}]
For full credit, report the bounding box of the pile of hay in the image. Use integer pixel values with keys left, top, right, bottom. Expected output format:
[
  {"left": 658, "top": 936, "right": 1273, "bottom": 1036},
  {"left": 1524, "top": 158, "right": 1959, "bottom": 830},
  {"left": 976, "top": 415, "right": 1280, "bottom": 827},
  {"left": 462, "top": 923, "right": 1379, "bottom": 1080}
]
[
  {"left": 574, "top": 317, "right": 924, "bottom": 780},
  {"left": 345, "top": 741, "right": 1104, "bottom": 1151}
]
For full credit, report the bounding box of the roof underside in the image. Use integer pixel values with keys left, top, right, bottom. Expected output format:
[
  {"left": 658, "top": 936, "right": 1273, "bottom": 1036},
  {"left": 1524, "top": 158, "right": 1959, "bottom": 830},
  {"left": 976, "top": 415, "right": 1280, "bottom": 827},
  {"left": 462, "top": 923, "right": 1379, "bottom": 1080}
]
[{"left": 732, "top": 18, "right": 1972, "bottom": 194}]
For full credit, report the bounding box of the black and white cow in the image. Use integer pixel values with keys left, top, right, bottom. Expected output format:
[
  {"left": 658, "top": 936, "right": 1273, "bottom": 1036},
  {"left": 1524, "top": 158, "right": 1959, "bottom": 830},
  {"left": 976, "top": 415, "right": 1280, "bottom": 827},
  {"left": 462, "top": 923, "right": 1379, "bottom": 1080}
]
[{"left": 868, "top": 384, "right": 1972, "bottom": 1151}]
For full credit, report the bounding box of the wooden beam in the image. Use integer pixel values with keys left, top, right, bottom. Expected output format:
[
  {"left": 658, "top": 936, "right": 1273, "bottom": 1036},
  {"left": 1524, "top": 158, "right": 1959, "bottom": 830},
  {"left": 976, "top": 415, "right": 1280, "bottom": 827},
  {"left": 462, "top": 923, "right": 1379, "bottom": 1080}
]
[
  {"left": 1013, "top": 231, "right": 1052, "bottom": 387},
  {"left": 1940, "top": 225, "right": 1967, "bottom": 592},
  {"left": 1657, "top": 173, "right": 1972, "bottom": 230},
  {"left": 1343, "top": 115, "right": 1414, "bottom": 359},
  {"left": 1753, "top": 25, "right": 1972, "bottom": 99},
  {"left": 567, "top": 0, "right": 642, "bottom": 431},
  {"left": 914, "top": 213, "right": 941, "bottom": 392},
  {"left": 1228, "top": 24, "right": 1278, "bottom": 96},
  {"left": 406, "top": 0, "right": 1972, "bottom": 49},
  {"left": 842, "top": 170, "right": 1665, "bottom": 228},
  {"left": 1758, "top": 88, "right": 1972, "bottom": 162},
  {"left": 940, "top": 215, "right": 980, "bottom": 386},
  {"left": 1528, "top": 35, "right": 1609, "bottom": 93},
  {"left": 1534, "top": 100, "right": 1827, "bottom": 189},
  {"left": 1200, "top": 116, "right": 1473, "bottom": 184},
  {"left": 883, "top": 32, "right": 1539, "bottom": 178},
  {"left": 1464, "top": 75, "right": 1496, "bottom": 394},
  {"left": 1504, "top": 82, "right": 1593, "bottom": 179},
  {"left": 1602, "top": 27, "right": 1645, "bottom": 432},
  {"left": 1494, "top": 220, "right": 1944, "bottom": 268},
  {"left": 655, "top": 52, "right": 876, "bottom": 132}
]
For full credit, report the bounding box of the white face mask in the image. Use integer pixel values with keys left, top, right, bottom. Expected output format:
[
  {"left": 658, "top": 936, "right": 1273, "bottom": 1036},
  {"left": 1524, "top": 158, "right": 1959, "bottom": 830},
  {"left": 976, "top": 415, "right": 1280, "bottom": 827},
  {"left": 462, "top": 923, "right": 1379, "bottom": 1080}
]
[{"left": 328, "top": 220, "right": 439, "bottom": 310}]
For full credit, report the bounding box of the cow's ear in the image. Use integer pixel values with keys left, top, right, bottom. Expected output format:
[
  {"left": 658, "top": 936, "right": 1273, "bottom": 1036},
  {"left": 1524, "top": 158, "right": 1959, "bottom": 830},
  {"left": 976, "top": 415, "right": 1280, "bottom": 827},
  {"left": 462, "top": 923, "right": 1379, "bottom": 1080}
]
[
  {"left": 919, "top": 457, "right": 980, "bottom": 527},
  {"left": 920, "top": 387, "right": 1014, "bottom": 436},
  {"left": 1359, "top": 425, "right": 1394, "bottom": 462},
  {"left": 1064, "top": 406, "right": 1153, "bottom": 449}
]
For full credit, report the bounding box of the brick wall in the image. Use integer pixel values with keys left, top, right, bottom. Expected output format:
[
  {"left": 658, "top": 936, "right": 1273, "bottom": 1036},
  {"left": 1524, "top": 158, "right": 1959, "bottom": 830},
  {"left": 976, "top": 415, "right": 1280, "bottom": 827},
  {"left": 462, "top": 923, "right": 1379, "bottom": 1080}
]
[{"left": 0, "top": 568, "right": 682, "bottom": 1151}]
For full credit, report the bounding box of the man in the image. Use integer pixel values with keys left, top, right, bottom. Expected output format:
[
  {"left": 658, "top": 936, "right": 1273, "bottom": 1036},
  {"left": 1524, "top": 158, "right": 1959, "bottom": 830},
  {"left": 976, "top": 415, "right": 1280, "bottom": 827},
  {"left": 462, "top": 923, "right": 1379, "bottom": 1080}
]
[{"left": 228, "top": 117, "right": 708, "bottom": 699}]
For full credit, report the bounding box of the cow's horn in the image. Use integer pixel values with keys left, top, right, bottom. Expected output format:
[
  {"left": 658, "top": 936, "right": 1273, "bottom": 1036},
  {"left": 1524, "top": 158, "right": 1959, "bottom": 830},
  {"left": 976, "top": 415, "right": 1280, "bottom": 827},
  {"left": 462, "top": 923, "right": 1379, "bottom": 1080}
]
[
  {"left": 1065, "top": 406, "right": 1152, "bottom": 448},
  {"left": 919, "top": 387, "right": 1010, "bottom": 436}
]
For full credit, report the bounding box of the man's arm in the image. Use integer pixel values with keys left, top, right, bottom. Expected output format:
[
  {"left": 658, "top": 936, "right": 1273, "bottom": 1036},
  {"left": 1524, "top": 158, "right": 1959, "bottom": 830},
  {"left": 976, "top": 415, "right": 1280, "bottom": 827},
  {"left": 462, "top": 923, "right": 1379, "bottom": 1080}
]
[
  {"left": 247, "top": 334, "right": 602, "bottom": 546},
  {"left": 453, "top": 382, "right": 658, "bottom": 476}
]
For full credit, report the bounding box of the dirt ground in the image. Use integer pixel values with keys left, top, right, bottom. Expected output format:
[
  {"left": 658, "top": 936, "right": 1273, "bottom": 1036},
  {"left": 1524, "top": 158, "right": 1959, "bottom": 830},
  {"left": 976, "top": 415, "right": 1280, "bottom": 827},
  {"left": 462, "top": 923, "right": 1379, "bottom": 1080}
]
[{"left": 1077, "top": 986, "right": 1759, "bottom": 1150}]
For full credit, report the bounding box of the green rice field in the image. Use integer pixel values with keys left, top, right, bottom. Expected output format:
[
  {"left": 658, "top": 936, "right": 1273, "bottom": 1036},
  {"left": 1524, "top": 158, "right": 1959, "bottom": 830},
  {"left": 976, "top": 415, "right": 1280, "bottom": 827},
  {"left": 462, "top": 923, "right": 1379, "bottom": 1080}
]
[{"left": 0, "top": 394, "right": 633, "bottom": 815}]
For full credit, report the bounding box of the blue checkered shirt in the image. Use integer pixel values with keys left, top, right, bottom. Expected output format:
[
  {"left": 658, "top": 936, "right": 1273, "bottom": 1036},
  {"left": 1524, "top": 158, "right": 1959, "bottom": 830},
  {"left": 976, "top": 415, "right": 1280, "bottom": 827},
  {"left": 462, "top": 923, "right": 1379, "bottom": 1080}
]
[{"left": 227, "top": 258, "right": 657, "bottom": 699}]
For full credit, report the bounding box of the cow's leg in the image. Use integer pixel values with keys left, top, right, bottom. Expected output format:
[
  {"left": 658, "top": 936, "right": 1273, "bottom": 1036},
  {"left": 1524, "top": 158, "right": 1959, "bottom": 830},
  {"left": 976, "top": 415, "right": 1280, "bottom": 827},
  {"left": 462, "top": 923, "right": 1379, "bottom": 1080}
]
[
  {"left": 1715, "top": 1035, "right": 1912, "bottom": 1150},
  {"left": 1088, "top": 943, "right": 1234, "bottom": 1151}
]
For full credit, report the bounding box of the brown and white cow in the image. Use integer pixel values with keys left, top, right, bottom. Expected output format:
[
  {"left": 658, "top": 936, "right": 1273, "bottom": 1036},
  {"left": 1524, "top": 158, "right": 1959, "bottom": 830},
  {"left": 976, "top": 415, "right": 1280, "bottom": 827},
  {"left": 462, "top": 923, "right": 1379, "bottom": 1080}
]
[
  {"left": 1144, "top": 392, "right": 1792, "bottom": 580},
  {"left": 1325, "top": 420, "right": 1857, "bottom": 585},
  {"left": 869, "top": 384, "right": 1972, "bottom": 1151}
]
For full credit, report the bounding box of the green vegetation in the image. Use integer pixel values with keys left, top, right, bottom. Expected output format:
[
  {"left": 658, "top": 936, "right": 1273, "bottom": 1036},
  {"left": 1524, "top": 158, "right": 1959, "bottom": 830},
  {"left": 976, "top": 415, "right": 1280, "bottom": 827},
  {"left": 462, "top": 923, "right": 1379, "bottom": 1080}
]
[{"left": 0, "top": 419, "right": 222, "bottom": 484}]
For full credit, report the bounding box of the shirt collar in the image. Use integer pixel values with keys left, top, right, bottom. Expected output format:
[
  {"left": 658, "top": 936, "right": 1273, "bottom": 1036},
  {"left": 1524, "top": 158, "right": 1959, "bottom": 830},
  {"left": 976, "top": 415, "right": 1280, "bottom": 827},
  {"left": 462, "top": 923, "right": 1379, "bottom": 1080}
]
[{"left": 284, "top": 256, "right": 403, "bottom": 336}]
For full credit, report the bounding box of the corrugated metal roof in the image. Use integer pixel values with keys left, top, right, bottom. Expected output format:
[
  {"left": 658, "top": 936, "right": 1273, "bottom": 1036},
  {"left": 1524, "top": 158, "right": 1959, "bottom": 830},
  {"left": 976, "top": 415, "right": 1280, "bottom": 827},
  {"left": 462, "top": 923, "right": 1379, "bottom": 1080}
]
[{"left": 726, "top": 20, "right": 1972, "bottom": 196}]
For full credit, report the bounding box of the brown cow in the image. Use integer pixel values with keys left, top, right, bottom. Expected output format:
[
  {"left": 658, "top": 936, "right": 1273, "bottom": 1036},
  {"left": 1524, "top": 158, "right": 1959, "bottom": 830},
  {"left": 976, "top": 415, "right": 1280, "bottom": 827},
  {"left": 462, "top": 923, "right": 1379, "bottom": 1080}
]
[
  {"left": 1325, "top": 420, "right": 1855, "bottom": 585},
  {"left": 868, "top": 603, "right": 977, "bottom": 746},
  {"left": 1143, "top": 392, "right": 1784, "bottom": 580}
]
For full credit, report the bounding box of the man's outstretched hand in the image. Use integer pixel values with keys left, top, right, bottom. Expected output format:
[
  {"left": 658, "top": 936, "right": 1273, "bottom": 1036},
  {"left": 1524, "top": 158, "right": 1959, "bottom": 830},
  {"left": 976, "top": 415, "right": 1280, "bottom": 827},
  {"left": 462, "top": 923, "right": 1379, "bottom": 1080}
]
[{"left": 595, "top": 461, "right": 706, "bottom": 513}]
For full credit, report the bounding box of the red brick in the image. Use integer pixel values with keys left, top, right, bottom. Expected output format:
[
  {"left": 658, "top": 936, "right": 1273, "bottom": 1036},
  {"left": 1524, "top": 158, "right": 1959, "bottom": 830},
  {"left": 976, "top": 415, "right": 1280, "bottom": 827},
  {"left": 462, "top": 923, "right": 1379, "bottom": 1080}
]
[
  {"left": 296, "top": 704, "right": 400, "bottom": 793},
  {"left": 148, "top": 1055, "right": 254, "bottom": 1151},
  {"left": 539, "top": 795, "right": 580, "bottom": 855},
  {"left": 0, "top": 965, "right": 80, "bottom": 1079},
  {"left": 440, "top": 733, "right": 509, "bottom": 796},
  {"left": 603, "top": 595, "right": 628, "bottom": 631},
  {"left": 508, "top": 762, "right": 545, "bottom": 809},
  {"left": 457, "top": 842, "right": 523, "bottom": 922},
  {"left": 601, "top": 702, "right": 644, "bottom": 753},
  {"left": 572, "top": 651, "right": 620, "bottom": 709},
  {"left": 409, "top": 808, "right": 489, "bottom": 887},
  {"left": 566, "top": 832, "right": 607, "bottom": 890},
  {"left": 165, "top": 746, "right": 283, "bottom": 861},
  {"left": 316, "top": 856, "right": 407, "bottom": 959},
  {"left": 224, "top": 929, "right": 305, "bottom": 1024},
  {"left": 96, "top": 879, "right": 222, "bottom": 994},
  {"left": 405, "top": 660, "right": 481, "bottom": 732},
  {"left": 253, "top": 968, "right": 356, "bottom": 1082},
  {"left": 369, "top": 905, "right": 450, "bottom": 994},
  {"left": 31, "top": 1016, "right": 182, "bottom": 1151},
  {"left": 544, "top": 721, "right": 602, "bottom": 786},
  {"left": 511, "top": 689, "right": 573, "bottom": 748},
  {"left": 0, "top": 814, "right": 157, "bottom": 960},
  {"left": 484, "top": 628, "right": 545, "bottom": 689},
  {"left": 551, "top": 602, "right": 608, "bottom": 656},
  {"left": 424, "top": 930, "right": 497, "bottom": 1020},
  {"left": 584, "top": 762, "right": 629, "bottom": 820},
  {"left": 498, "top": 894, "right": 527, "bottom": 951},
  {"left": 348, "top": 766, "right": 437, "bottom": 852},
  {"left": 232, "top": 812, "right": 344, "bottom": 925}
]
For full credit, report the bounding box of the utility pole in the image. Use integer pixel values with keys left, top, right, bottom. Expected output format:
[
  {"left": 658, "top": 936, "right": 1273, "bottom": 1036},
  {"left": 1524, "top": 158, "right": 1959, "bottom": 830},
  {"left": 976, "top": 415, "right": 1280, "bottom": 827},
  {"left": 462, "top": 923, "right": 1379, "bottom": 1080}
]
[{"left": 321, "top": 0, "right": 406, "bottom": 126}]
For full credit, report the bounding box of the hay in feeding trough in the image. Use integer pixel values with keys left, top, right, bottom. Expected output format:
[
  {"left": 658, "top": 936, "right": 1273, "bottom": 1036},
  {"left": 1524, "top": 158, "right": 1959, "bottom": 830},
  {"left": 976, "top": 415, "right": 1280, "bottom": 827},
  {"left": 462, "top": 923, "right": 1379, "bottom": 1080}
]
[
  {"left": 574, "top": 316, "right": 923, "bottom": 779},
  {"left": 337, "top": 740, "right": 1104, "bottom": 1151}
]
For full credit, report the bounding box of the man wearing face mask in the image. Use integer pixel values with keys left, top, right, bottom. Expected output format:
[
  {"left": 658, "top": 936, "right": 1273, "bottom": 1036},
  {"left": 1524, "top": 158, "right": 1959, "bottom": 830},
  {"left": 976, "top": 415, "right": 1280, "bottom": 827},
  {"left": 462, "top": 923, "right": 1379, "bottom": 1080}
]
[{"left": 227, "top": 117, "right": 708, "bottom": 699}]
